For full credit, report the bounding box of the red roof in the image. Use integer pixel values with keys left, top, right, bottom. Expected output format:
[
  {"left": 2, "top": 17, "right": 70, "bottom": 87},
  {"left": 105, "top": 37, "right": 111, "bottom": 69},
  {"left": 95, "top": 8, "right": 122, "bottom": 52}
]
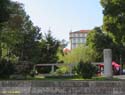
[
  {"left": 80, "top": 30, "right": 90, "bottom": 33},
  {"left": 70, "top": 30, "right": 90, "bottom": 34}
]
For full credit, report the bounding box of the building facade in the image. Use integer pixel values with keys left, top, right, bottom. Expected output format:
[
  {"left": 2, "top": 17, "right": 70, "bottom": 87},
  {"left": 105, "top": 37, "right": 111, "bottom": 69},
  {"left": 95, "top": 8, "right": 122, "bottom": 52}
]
[{"left": 69, "top": 30, "right": 90, "bottom": 49}]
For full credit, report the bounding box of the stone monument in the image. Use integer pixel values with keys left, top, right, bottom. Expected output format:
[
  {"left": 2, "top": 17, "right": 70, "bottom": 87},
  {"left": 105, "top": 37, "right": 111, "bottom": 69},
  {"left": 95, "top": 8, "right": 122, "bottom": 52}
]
[{"left": 103, "top": 49, "right": 113, "bottom": 78}]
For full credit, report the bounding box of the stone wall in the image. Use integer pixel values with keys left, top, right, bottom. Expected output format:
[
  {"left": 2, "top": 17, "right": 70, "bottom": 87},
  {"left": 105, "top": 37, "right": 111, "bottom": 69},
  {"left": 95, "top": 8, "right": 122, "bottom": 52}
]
[{"left": 0, "top": 80, "right": 125, "bottom": 95}]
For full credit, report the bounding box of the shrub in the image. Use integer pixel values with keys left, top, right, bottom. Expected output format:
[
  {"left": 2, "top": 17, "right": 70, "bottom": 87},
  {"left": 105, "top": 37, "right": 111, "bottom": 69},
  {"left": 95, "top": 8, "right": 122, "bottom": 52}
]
[
  {"left": 0, "top": 59, "right": 15, "bottom": 79},
  {"left": 14, "top": 61, "right": 34, "bottom": 77},
  {"left": 37, "top": 66, "right": 51, "bottom": 74},
  {"left": 76, "top": 61, "right": 98, "bottom": 79},
  {"left": 55, "top": 65, "right": 69, "bottom": 75}
]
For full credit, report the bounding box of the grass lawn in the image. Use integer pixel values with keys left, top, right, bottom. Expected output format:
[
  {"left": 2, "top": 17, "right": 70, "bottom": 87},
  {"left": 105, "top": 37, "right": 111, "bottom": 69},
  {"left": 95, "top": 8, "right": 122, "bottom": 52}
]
[
  {"left": 28, "top": 75, "right": 84, "bottom": 80},
  {"left": 0, "top": 75, "right": 120, "bottom": 81},
  {"left": 27, "top": 75, "right": 120, "bottom": 81}
]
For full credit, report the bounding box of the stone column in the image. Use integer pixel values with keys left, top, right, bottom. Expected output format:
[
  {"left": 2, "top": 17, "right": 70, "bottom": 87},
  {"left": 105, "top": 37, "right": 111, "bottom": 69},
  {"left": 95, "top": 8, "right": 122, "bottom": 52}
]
[
  {"left": 69, "top": 64, "right": 72, "bottom": 76},
  {"left": 51, "top": 65, "right": 54, "bottom": 73},
  {"left": 103, "top": 49, "right": 113, "bottom": 78}
]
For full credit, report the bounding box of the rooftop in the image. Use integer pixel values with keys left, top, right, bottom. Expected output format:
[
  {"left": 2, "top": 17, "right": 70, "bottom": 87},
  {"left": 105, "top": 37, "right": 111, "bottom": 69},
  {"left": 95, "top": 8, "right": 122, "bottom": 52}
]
[{"left": 70, "top": 30, "right": 90, "bottom": 34}]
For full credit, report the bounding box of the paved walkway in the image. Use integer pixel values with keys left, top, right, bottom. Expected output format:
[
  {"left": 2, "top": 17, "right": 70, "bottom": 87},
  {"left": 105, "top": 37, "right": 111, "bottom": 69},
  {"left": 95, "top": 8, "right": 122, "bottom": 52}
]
[{"left": 113, "top": 75, "right": 125, "bottom": 79}]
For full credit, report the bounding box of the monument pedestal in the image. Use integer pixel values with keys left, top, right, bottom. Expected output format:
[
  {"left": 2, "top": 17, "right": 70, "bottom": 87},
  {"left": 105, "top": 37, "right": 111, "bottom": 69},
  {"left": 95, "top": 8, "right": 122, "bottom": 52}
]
[{"left": 103, "top": 49, "right": 113, "bottom": 79}]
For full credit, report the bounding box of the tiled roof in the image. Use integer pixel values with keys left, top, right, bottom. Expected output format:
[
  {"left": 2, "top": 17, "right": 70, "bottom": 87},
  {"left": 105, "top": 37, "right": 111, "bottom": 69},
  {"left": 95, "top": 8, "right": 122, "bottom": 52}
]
[
  {"left": 70, "top": 30, "right": 90, "bottom": 34},
  {"left": 80, "top": 30, "right": 90, "bottom": 33}
]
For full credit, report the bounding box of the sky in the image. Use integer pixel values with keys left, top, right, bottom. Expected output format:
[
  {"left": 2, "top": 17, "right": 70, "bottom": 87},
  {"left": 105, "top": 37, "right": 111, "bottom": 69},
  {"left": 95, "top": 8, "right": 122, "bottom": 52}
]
[{"left": 12, "top": 0, "right": 103, "bottom": 43}]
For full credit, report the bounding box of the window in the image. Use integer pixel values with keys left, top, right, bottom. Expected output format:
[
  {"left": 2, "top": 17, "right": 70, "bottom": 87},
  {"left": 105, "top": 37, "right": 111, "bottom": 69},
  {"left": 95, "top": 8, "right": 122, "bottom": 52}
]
[
  {"left": 82, "top": 38, "right": 85, "bottom": 43},
  {"left": 85, "top": 33, "right": 87, "bottom": 37},
  {"left": 80, "top": 38, "right": 83, "bottom": 43},
  {"left": 75, "top": 33, "right": 79, "bottom": 37},
  {"left": 84, "top": 39, "right": 86, "bottom": 43},
  {"left": 72, "top": 38, "right": 76, "bottom": 43},
  {"left": 73, "top": 33, "right": 75, "bottom": 37},
  {"left": 80, "top": 33, "right": 84, "bottom": 37},
  {"left": 76, "top": 38, "right": 80, "bottom": 43},
  {"left": 72, "top": 44, "right": 76, "bottom": 49},
  {"left": 77, "top": 33, "right": 80, "bottom": 37},
  {"left": 71, "top": 34, "right": 73, "bottom": 37}
]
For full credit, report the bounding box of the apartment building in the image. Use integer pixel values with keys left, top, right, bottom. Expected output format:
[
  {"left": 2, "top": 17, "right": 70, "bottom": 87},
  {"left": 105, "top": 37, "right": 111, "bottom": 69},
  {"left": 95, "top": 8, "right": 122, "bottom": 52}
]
[{"left": 69, "top": 30, "right": 90, "bottom": 49}]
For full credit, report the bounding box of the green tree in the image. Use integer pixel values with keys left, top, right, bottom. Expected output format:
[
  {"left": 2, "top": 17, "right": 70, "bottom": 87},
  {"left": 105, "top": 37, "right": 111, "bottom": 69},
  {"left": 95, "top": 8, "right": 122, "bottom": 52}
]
[
  {"left": 0, "top": 0, "right": 10, "bottom": 23},
  {"left": 0, "top": 1, "right": 43, "bottom": 65},
  {"left": 56, "top": 45, "right": 97, "bottom": 76},
  {"left": 100, "top": 0, "right": 125, "bottom": 44},
  {"left": 76, "top": 61, "right": 98, "bottom": 79},
  {"left": 100, "top": 0, "right": 125, "bottom": 63},
  {"left": 86, "top": 27, "right": 114, "bottom": 61},
  {"left": 39, "top": 30, "right": 60, "bottom": 63},
  {"left": 0, "top": 1, "right": 43, "bottom": 78},
  {"left": 36, "top": 30, "right": 60, "bottom": 73},
  {"left": 0, "top": 1, "right": 24, "bottom": 62},
  {"left": 0, "top": 0, "right": 11, "bottom": 61},
  {"left": 0, "top": 0, "right": 62, "bottom": 77},
  {"left": 3, "top": 2, "right": 42, "bottom": 63},
  {"left": 57, "top": 39, "right": 68, "bottom": 63},
  {"left": 66, "top": 45, "right": 96, "bottom": 63}
]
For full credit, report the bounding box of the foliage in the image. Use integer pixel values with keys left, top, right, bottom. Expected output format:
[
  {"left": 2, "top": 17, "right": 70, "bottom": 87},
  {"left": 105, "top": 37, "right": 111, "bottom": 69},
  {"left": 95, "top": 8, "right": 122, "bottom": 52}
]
[
  {"left": 100, "top": 0, "right": 125, "bottom": 63},
  {"left": 55, "top": 64, "right": 70, "bottom": 75},
  {"left": 0, "top": 59, "right": 15, "bottom": 79},
  {"left": 0, "top": 0, "right": 11, "bottom": 60},
  {"left": 61, "top": 45, "right": 97, "bottom": 64},
  {"left": 76, "top": 61, "right": 98, "bottom": 79},
  {"left": 57, "top": 45, "right": 97, "bottom": 76},
  {"left": 7, "top": 2, "right": 42, "bottom": 62},
  {"left": 0, "top": 1, "right": 42, "bottom": 64},
  {"left": 86, "top": 27, "right": 114, "bottom": 61},
  {"left": 57, "top": 39, "right": 68, "bottom": 63},
  {"left": 0, "top": 0, "right": 10, "bottom": 24},
  {"left": 35, "top": 30, "right": 60, "bottom": 73},
  {"left": 38, "top": 30, "right": 60, "bottom": 63},
  {"left": 100, "top": 0, "right": 125, "bottom": 43},
  {"left": 14, "top": 61, "right": 34, "bottom": 77},
  {"left": 0, "top": 0, "right": 63, "bottom": 78}
]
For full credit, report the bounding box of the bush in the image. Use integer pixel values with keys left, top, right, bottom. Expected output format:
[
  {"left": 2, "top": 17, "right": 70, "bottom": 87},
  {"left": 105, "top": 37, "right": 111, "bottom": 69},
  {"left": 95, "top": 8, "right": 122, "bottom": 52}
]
[
  {"left": 14, "top": 61, "right": 34, "bottom": 77},
  {"left": 37, "top": 66, "right": 51, "bottom": 74},
  {"left": 55, "top": 66, "right": 69, "bottom": 75},
  {"left": 0, "top": 59, "right": 15, "bottom": 79},
  {"left": 76, "top": 61, "right": 98, "bottom": 79}
]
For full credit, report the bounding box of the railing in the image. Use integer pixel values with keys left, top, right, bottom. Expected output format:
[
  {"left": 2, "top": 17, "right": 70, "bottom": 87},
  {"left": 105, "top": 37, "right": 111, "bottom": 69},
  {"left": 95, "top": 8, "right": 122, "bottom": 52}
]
[{"left": 35, "top": 63, "right": 74, "bottom": 76}]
